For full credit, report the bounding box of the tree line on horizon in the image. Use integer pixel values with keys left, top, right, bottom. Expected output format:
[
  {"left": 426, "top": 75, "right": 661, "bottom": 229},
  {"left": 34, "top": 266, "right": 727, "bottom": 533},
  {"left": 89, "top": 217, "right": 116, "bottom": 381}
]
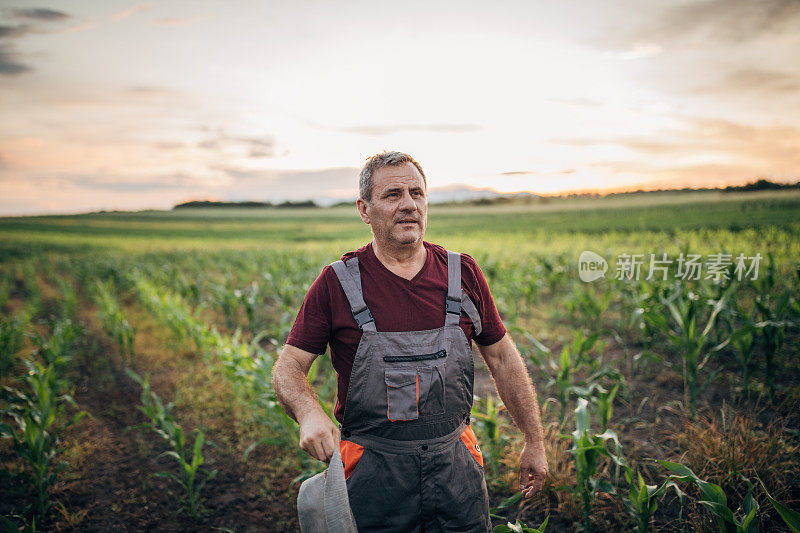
[{"left": 172, "top": 178, "right": 800, "bottom": 209}]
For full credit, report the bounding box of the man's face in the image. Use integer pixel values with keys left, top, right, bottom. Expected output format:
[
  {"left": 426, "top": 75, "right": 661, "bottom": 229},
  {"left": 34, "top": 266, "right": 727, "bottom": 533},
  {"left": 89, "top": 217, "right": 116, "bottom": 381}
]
[{"left": 358, "top": 162, "right": 427, "bottom": 248}]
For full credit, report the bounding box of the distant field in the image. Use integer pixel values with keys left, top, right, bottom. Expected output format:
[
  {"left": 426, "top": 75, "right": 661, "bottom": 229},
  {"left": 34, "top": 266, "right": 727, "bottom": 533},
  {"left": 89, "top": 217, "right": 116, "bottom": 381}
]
[{"left": 1, "top": 190, "right": 799, "bottom": 254}]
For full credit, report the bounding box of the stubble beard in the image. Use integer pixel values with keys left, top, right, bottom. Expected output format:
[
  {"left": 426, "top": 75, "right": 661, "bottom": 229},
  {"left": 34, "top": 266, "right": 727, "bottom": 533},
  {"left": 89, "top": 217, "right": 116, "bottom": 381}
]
[{"left": 377, "top": 218, "right": 426, "bottom": 248}]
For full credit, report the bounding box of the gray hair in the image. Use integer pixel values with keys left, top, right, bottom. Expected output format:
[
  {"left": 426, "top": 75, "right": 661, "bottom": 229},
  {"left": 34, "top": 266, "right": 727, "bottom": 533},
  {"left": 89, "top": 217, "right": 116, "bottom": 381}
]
[{"left": 359, "top": 151, "right": 427, "bottom": 202}]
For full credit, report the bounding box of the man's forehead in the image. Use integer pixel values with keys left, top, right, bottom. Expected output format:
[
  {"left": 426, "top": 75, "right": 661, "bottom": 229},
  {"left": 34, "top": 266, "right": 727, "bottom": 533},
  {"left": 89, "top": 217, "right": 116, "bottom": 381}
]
[{"left": 372, "top": 163, "right": 425, "bottom": 188}]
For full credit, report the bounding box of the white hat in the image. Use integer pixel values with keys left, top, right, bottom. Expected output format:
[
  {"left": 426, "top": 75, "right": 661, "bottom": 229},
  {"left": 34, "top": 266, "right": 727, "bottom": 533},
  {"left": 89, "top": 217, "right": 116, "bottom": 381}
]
[{"left": 297, "top": 447, "right": 358, "bottom": 533}]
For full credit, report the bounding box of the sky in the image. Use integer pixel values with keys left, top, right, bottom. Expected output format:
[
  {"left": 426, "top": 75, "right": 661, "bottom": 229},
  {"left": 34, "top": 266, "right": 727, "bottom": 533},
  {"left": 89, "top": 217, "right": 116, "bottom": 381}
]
[{"left": 0, "top": 0, "right": 799, "bottom": 215}]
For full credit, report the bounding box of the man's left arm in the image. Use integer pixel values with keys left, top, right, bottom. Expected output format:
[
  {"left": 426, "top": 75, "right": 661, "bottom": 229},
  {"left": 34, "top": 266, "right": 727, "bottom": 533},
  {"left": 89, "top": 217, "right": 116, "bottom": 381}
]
[{"left": 477, "top": 333, "right": 548, "bottom": 498}]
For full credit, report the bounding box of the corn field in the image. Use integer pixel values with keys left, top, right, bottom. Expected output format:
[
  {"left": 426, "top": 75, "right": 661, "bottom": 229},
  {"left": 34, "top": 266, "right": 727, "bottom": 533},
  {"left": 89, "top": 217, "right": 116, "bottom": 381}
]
[{"left": 1, "top": 192, "right": 799, "bottom": 531}]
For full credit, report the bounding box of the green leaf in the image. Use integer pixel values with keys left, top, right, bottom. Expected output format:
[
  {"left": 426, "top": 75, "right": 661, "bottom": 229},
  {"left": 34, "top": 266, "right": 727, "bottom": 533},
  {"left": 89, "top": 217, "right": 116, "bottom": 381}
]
[
  {"left": 574, "top": 398, "right": 591, "bottom": 435},
  {"left": 658, "top": 460, "right": 695, "bottom": 478},
  {"left": 698, "top": 501, "right": 738, "bottom": 526},
  {"left": 758, "top": 478, "right": 800, "bottom": 532}
]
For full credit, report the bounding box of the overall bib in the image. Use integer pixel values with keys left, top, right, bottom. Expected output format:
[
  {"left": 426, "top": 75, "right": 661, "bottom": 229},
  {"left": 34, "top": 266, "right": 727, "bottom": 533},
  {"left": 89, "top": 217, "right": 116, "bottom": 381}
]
[{"left": 331, "top": 250, "right": 491, "bottom": 533}]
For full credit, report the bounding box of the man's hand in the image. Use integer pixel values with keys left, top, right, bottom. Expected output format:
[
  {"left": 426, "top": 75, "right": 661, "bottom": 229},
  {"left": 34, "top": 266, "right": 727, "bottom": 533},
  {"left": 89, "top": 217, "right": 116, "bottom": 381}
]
[
  {"left": 477, "top": 334, "right": 549, "bottom": 498},
  {"left": 299, "top": 408, "right": 340, "bottom": 463},
  {"left": 519, "top": 441, "right": 548, "bottom": 498},
  {"left": 273, "top": 344, "right": 340, "bottom": 463}
]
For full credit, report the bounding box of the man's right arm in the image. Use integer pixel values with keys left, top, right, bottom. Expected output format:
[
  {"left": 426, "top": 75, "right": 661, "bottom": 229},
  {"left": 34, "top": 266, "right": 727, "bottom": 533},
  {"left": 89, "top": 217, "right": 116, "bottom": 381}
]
[{"left": 272, "top": 343, "right": 340, "bottom": 462}]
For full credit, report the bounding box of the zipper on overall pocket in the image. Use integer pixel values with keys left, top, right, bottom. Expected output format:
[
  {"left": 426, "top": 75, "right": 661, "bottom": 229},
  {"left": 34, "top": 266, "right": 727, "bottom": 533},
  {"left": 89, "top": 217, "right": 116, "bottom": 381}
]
[{"left": 383, "top": 349, "right": 447, "bottom": 363}]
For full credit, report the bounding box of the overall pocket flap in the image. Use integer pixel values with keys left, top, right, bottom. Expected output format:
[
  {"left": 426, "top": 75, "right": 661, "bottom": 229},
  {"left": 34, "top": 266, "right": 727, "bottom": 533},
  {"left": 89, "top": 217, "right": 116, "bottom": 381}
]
[{"left": 385, "top": 369, "right": 417, "bottom": 388}]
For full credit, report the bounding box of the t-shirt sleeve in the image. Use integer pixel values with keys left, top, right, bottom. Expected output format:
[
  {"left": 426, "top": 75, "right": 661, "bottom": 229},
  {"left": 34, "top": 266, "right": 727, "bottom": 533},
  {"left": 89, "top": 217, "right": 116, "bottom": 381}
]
[
  {"left": 462, "top": 254, "right": 507, "bottom": 346},
  {"left": 285, "top": 267, "right": 332, "bottom": 355}
]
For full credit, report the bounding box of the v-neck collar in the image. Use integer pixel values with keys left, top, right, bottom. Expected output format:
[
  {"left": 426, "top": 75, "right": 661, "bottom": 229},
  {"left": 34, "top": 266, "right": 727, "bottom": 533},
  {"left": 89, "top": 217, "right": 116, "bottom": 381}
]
[{"left": 367, "top": 241, "right": 432, "bottom": 284}]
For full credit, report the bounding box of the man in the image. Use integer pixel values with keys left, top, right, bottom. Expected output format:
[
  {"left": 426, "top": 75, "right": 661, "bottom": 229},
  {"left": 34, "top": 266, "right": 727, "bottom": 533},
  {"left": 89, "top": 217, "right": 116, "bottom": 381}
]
[{"left": 273, "top": 151, "right": 548, "bottom": 532}]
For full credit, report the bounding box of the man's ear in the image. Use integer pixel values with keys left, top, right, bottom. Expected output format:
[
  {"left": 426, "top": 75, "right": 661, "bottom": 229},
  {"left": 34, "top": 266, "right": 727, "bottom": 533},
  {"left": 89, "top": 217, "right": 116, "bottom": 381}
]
[{"left": 356, "top": 198, "right": 370, "bottom": 224}]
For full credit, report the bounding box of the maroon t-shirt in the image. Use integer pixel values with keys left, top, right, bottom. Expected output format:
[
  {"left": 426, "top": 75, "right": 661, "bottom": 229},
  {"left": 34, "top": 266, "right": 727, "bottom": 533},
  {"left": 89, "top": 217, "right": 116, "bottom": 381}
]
[{"left": 285, "top": 240, "right": 507, "bottom": 422}]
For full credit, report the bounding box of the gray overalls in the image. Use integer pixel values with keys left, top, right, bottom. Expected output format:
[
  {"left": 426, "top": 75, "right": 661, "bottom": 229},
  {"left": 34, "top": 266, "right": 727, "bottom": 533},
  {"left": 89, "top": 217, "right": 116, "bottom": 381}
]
[{"left": 331, "top": 250, "right": 491, "bottom": 533}]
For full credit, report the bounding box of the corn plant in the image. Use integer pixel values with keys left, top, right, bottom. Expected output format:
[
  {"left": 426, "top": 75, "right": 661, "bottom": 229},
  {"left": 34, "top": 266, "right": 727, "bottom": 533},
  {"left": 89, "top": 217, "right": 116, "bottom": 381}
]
[
  {"left": 622, "top": 466, "right": 682, "bottom": 533},
  {"left": 0, "top": 515, "right": 36, "bottom": 532},
  {"left": 750, "top": 252, "right": 796, "bottom": 399},
  {"left": 93, "top": 280, "right": 136, "bottom": 362},
  {"left": 20, "top": 263, "right": 42, "bottom": 319},
  {"left": 560, "top": 398, "right": 626, "bottom": 533},
  {"left": 207, "top": 283, "right": 243, "bottom": 331},
  {"left": 28, "top": 318, "right": 81, "bottom": 376},
  {"left": 0, "top": 271, "right": 11, "bottom": 311},
  {"left": 753, "top": 292, "right": 794, "bottom": 400},
  {"left": 546, "top": 331, "right": 618, "bottom": 425},
  {"left": 593, "top": 383, "right": 619, "bottom": 433},
  {"left": 492, "top": 516, "right": 549, "bottom": 533},
  {"left": 134, "top": 275, "right": 318, "bottom": 478},
  {"left": 0, "top": 313, "right": 27, "bottom": 377},
  {"left": 126, "top": 369, "right": 217, "bottom": 518},
  {"left": 0, "top": 360, "right": 85, "bottom": 519},
  {"left": 757, "top": 476, "right": 800, "bottom": 532},
  {"left": 54, "top": 277, "right": 77, "bottom": 321},
  {"left": 565, "top": 284, "right": 611, "bottom": 331},
  {"left": 659, "top": 461, "right": 758, "bottom": 533},
  {"left": 728, "top": 320, "right": 756, "bottom": 394},
  {"left": 642, "top": 281, "right": 732, "bottom": 418},
  {"left": 471, "top": 394, "right": 508, "bottom": 478}
]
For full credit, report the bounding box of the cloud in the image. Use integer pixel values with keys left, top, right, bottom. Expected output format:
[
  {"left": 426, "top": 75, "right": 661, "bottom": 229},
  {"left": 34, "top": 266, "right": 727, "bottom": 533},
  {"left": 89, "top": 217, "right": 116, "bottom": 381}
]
[
  {"left": 112, "top": 2, "right": 155, "bottom": 21},
  {"left": 211, "top": 165, "right": 359, "bottom": 199},
  {"left": 0, "top": 24, "right": 32, "bottom": 38},
  {"left": 550, "top": 118, "right": 800, "bottom": 170},
  {"left": 42, "top": 171, "right": 201, "bottom": 192},
  {"left": 196, "top": 131, "right": 277, "bottom": 158},
  {"left": 153, "top": 141, "right": 184, "bottom": 150},
  {"left": 645, "top": 0, "right": 798, "bottom": 46},
  {"left": 150, "top": 17, "right": 200, "bottom": 27},
  {"left": 62, "top": 20, "right": 98, "bottom": 34},
  {"left": 0, "top": 9, "right": 75, "bottom": 75},
  {"left": 126, "top": 85, "right": 168, "bottom": 94},
  {"left": 695, "top": 67, "right": 800, "bottom": 94},
  {"left": 592, "top": 0, "right": 800, "bottom": 53},
  {"left": 500, "top": 169, "right": 575, "bottom": 176},
  {"left": 238, "top": 136, "right": 276, "bottom": 158},
  {"left": 340, "top": 123, "right": 481, "bottom": 135},
  {"left": 659, "top": 0, "right": 799, "bottom": 42},
  {"left": 12, "top": 8, "right": 69, "bottom": 21},
  {"left": 0, "top": 44, "right": 30, "bottom": 75}
]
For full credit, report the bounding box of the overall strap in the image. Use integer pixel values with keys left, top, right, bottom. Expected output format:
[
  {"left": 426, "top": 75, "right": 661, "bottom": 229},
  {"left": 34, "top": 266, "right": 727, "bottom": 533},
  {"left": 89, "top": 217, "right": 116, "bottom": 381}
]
[
  {"left": 445, "top": 250, "right": 483, "bottom": 336},
  {"left": 445, "top": 251, "right": 462, "bottom": 326},
  {"left": 330, "top": 257, "right": 377, "bottom": 332},
  {"left": 461, "top": 295, "right": 483, "bottom": 337}
]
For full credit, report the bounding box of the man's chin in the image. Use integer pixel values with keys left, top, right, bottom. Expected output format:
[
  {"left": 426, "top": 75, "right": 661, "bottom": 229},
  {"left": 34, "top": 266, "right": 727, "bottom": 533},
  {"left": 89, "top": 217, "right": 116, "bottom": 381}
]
[{"left": 391, "top": 230, "right": 424, "bottom": 246}]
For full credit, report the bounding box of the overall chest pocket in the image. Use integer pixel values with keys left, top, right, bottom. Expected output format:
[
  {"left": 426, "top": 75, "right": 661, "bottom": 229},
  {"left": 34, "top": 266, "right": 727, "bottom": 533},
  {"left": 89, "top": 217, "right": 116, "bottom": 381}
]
[
  {"left": 384, "top": 350, "right": 447, "bottom": 421},
  {"left": 385, "top": 369, "right": 419, "bottom": 421}
]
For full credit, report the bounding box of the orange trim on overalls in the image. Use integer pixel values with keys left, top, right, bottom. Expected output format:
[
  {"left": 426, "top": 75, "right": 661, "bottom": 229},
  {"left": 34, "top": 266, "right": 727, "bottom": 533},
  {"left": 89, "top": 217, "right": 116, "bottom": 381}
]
[
  {"left": 340, "top": 440, "right": 365, "bottom": 480},
  {"left": 460, "top": 425, "right": 484, "bottom": 467}
]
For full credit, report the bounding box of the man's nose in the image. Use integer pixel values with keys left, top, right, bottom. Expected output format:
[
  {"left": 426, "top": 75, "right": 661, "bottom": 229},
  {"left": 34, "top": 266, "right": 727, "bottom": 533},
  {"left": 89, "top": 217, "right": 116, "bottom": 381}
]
[{"left": 399, "top": 190, "right": 417, "bottom": 210}]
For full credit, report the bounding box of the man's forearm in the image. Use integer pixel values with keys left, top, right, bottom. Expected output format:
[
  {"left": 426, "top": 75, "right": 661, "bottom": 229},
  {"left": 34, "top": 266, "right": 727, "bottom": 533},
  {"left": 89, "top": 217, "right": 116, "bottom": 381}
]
[
  {"left": 272, "top": 353, "right": 325, "bottom": 424},
  {"left": 483, "top": 336, "right": 544, "bottom": 444}
]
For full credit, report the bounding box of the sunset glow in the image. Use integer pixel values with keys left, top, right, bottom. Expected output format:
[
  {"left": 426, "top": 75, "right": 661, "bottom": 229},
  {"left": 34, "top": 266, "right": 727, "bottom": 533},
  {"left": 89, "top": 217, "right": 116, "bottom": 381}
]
[{"left": 1, "top": 0, "right": 799, "bottom": 215}]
